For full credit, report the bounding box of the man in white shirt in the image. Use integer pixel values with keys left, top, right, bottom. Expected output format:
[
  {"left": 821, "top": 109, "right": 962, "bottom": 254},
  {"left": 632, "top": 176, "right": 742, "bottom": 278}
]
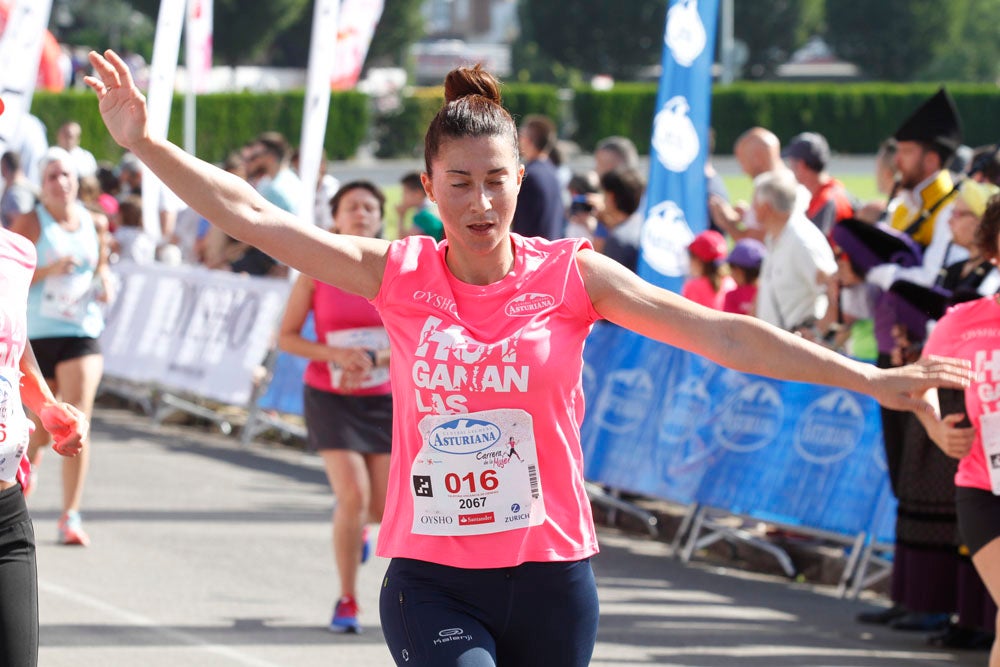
[
  {"left": 709, "top": 126, "right": 810, "bottom": 242},
  {"left": 753, "top": 169, "right": 837, "bottom": 331},
  {"left": 57, "top": 121, "right": 98, "bottom": 179}
]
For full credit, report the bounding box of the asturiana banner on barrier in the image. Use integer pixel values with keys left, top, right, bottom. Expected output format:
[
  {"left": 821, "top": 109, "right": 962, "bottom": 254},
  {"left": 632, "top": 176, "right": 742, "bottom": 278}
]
[
  {"left": 100, "top": 263, "right": 291, "bottom": 405},
  {"left": 581, "top": 324, "right": 891, "bottom": 539},
  {"left": 639, "top": 0, "right": 720, "bottom": 293}
]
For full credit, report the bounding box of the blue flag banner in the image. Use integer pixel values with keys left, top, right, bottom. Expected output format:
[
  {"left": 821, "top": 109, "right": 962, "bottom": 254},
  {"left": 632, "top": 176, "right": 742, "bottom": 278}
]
[
  {"left": 638, "top": 0, "right": 720, "bottom": 292},
  {"left": 581, "top": 325, "right": 892, "bottom": 538}
]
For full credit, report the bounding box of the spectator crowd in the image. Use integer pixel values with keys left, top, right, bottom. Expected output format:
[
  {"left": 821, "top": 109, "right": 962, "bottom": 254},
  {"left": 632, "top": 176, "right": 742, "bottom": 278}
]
[{"left": 3, "top": 83, "right": 999, "bottom": 657}]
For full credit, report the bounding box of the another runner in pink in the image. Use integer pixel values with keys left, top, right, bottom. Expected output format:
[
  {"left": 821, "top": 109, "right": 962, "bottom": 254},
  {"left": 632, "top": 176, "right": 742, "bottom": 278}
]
[
  {"left": 923, "top": 298, "right": 1000, "bottom": 491},
  {"left": 374, "top": 233, "right": 600, "bottom": 568},
  {"left": 0, "top": 227, "right": 36, "bottom": 483},
  {"left": 304, "top": 281, "right": 391, "bottom": 396}
]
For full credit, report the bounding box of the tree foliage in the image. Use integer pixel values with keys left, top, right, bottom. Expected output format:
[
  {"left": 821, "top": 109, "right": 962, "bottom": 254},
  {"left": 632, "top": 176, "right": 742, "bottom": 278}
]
[
  {"left": 733, "top": 0, "right": 823, "bottom": 79},
  {"left": 515, "top": 0, "right": 666, "bottom": 81},
  {"left": 918, "top": 0, "right": 1000, "bottom": 82},
  {"left": 49, "top": 0, "right": 155, "bottom": 57},
  {"left": 824, "top": 0, "right": 958, "bottom": 81},
  {"left": 130, "top": 0, "right": 312, "bottom": 65}
]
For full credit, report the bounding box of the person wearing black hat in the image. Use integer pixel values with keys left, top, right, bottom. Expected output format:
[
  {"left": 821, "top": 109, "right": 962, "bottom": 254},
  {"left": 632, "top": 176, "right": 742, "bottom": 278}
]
[
  {"left": 782, "top": 132, "right": 857, "bottom": 236},
  {"left": 856, "top": 89, "right": 975, "bottom": 633}
]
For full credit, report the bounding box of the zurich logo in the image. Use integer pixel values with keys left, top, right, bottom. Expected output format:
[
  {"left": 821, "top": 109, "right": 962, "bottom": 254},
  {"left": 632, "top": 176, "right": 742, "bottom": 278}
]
[
  {"left": 652, "top": 96, "right": 700, "bottom": 173},
  {"left": 429, "top": 419, "right": 502, "bottom": 454},
  {"left": 640, "top": 200, "right": 694, "bottom": 278},
  {"left": 665, "top": 0, "right": 707, "bottom": 67}
]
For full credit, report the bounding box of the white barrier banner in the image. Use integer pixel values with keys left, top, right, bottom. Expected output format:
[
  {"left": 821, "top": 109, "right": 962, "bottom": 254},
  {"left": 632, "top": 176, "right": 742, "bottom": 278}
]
[
  {"left": 0, "top": 0, "right": 53, "bottom": 153},
  {"left": 100, "top": 263, "right": 291, "bottom": 405},
  {"left": 142, "top": 0, "right": 186, "bottom": 240},
  {"left": 297, "top": 0, "right": 341, "bottom": 226}
]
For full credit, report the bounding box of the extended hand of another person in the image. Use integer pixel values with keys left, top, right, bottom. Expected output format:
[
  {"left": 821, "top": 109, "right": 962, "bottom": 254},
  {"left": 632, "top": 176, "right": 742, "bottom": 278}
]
[
  {"left": 873, "top": 356, "right": 972, "bottom": 414},
  {"left": 38, "top": 402, "right": 89, "bottom": 457},
  {"left": 83, "top": 50, "right": 150, "bottom": 151}
]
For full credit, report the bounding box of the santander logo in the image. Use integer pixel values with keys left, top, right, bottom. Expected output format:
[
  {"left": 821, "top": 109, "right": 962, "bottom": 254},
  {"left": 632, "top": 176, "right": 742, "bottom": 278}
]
[{"left": 504, "top": 292, "right": 556, "bottom": 317}]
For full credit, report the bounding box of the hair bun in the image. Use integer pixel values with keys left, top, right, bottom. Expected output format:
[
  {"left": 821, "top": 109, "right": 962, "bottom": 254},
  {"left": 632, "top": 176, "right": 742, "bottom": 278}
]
[{"left": 443, "top": 64, "right": 502, "bottom": 106}]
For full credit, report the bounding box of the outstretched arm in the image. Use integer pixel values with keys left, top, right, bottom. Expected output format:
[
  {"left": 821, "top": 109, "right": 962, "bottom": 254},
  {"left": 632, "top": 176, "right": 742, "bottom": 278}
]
[
  {"left": 19, "top": 343, "right": 87, "bottom": 457},
  {"left": 84, "top": 49, "right": 387, "bottom": 299},
  {"left": 578, "top": 249, "right": 970, "bottom": 414}
]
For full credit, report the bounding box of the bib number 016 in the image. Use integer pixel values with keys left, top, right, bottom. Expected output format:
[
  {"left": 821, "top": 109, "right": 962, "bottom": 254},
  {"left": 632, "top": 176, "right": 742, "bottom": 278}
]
[{"left": 444, "top": 469, "right": 499, "bottom": 494}]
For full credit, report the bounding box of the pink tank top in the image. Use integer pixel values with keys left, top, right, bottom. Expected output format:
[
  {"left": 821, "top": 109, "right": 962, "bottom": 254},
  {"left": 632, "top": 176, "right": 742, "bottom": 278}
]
[
  {"left": 303, "top": 280, "right": 390, "bottom": 396},
  {"left": 0, "top": 228, "right": 36, "bottom": 484},
  {"left": 372, "top": 234, "right": 601, "bottom": 568},
  {"left": 923, "top": 297, "right": 1000, "bottom": 491}
]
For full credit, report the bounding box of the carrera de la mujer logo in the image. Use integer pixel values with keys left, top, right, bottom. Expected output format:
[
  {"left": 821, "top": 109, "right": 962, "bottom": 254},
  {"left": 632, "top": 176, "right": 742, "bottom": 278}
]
[{"left": 428, "top": 418, "right": 502, "bottom": 455}]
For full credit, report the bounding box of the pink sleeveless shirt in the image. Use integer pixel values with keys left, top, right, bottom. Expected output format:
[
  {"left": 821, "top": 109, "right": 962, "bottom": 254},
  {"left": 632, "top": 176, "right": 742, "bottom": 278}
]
[
  {"left": 303, "top": 280, "right": 390, "bottom": 396},
  {"left": 373, "top": 234, "right": 601, "bottom": 568},
  {"left": 0, "top": 228, "right": 36, "bottom": 484},
  {"left": 923, "top": 297, "right": 1000, "bottom": 491}
]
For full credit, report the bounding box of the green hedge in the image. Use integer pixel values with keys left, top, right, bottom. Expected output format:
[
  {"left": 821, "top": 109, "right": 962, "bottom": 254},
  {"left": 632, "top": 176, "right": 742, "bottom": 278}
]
[
  {"left": 711, "top": 82, "right": 1000, "bottom": 154},
  {"left": 32, "top": 89, "right": 369, "bottom": 164},
  {"left": 372, "top": 83, "right": 563, "bottom": 159}
]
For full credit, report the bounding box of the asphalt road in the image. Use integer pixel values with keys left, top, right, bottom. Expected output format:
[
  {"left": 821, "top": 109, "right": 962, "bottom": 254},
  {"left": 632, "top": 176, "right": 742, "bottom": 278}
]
[{"left": 25, "top": 404, "right": 983, "bottom": 667}]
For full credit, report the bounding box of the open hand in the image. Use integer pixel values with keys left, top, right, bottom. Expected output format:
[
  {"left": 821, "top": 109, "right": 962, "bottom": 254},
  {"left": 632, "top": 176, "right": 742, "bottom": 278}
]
[
  {"left": 874, "top": 355, "right": 972, "bottom": 414},
  {"left": 83, "top": 50, "right": 150, "bottom": 151}
]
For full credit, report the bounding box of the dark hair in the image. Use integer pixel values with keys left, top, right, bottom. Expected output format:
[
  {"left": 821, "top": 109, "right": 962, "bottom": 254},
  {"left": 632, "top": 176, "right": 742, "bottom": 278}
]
[
  {"left": 400, "top": 171, "right": 423, "bottom": 191},
  {"left": 256, "top": 131, "right": 290, "bottom": 162},
  {"left": 975, "top": 194, "right": 1000, "bottom": 261},
  {"left": 329, "top": 180, "right": 386, "bottom": 221},
  {"left": 599, "top": 167, "right": 646, "bottom": 217},
  {"left": 970, "top": 144, "right": 1000, "bottom": 185},
  {"left": 1, "top": 151, "right": 20, "bottom": 173},
  {"left": 567, "top": 171, "right": 598, "bottom": 195},
  {"left": 118, "top": 195, "right": 143, "bottom": 228},
  {"left": 423, "top": 64, "right": 518, "bottom": 175},
  {"left": 96, "top": 164, "right": 119, "bottom": 194},
  {"left": 520, "top": 114, "right": 557, "bottom": 154}
]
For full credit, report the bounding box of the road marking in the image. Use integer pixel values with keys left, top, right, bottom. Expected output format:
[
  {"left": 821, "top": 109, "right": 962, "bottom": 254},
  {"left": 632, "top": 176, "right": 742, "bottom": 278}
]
[{"left": 39, "top": 579, "right": 286, "bottom": 667}]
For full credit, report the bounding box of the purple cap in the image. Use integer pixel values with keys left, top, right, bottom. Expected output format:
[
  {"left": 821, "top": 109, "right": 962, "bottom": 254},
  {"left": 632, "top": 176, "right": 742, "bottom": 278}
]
[{"left": 726, "top": 238, "right": 766, "bottom": 269}]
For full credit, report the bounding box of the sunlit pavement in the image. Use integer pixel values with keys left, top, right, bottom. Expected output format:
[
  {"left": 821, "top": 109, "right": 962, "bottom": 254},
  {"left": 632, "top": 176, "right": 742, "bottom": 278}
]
[{"left": 28, "top": 405, "right": 980, "bottom": 667}]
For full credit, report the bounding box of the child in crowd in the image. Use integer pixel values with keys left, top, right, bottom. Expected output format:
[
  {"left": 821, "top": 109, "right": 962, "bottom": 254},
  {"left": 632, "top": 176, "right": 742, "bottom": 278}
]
[
  {"left": 683, "top": 230, "right": 735, "bottom": 310},
  {"left": 111, "top": 195, "right": 155, "bottom": 264},
  {"left": 723, "top": 238, "right": 766, "bottom": 316},
  {"left": 396, "top": 171, "right": 444, "bottom": 241}
]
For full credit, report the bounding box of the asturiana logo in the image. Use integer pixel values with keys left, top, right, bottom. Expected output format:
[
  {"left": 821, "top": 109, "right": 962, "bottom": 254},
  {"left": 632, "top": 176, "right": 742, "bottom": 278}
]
[
  {"left": 504, "top": 292, "right": 556, "bottom": 317},
  {"left": 429, "top": 419, "right": 502, "bottom": 454}
]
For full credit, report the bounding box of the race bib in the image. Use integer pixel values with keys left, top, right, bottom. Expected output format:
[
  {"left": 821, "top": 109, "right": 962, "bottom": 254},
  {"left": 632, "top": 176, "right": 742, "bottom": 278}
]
[
  {"left": 410, "top": 408, "right": 545, "bottom": 536},
  {"left": 0, "top": 367, "right": 29, "bottom": 483},
  {"left": 40, "top": 272, "right": 93, "bottom": 324},
  {"left": 980, "top": 410, "right": 1000, "bottom": 496},
  {"left": 324, "top": 327, "right": 389, "bottom": 389}
]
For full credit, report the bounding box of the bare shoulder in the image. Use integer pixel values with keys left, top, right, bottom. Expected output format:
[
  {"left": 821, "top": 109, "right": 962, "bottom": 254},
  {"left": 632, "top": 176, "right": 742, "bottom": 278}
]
[{"left": 9, "top": 209, "right": 41, "bottom": 243}]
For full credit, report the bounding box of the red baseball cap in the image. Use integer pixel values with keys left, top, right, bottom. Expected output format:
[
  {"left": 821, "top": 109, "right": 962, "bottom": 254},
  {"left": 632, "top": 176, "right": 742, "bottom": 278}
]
[{"left": 688, "top": 230, "right": 728, "bottom": 263}]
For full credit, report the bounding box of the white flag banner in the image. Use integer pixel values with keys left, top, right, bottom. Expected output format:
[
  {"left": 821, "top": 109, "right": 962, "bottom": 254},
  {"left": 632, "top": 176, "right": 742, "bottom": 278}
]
[
  {"left": 185, "top": 0, "right": 213, "bottom": 94},
  {"left": 330, "top": 0, "right": 384, "bottom": 90},
  {"left": 297, "top": 0, "right": 341, "bottom": 227},
  {"left": 142, "top": 0, "right": 186, "bottom": 240},
  {"left": 0, "top": 0, "right": 53, "bottom": 153}
]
